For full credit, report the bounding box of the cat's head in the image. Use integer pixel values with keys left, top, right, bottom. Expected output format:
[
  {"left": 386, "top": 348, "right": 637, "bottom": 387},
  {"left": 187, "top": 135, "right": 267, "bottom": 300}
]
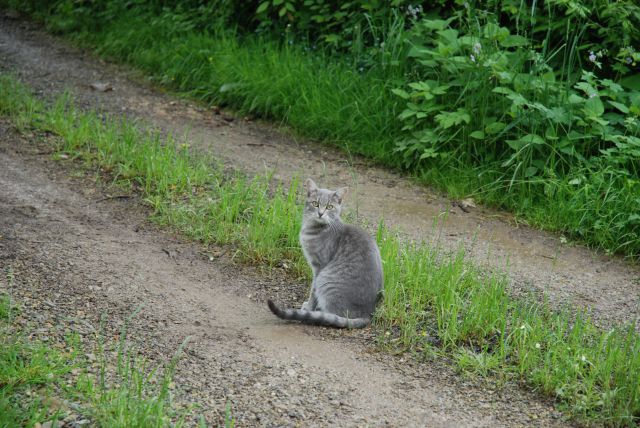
[{"left": 303, "top": 178, "right": 348, "bottom": 225}]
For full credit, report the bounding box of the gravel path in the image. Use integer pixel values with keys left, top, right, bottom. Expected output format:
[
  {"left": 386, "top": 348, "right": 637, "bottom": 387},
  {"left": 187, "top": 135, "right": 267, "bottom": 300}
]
[
  {"left": 0, "top": 15, "right": 638, "bottom": 329},
  {"left": 0, "top": 123, "right": 570, "bottom": 426}
]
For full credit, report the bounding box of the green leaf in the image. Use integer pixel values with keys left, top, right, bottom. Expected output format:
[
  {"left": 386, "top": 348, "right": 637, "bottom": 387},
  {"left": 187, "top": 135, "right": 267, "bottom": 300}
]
[
  {"left": 391, "top": 88, "right": 410, "bottom": 99},
  {"left": 437, "top": 29, "right": 459, "bottom": 45},
  {"left": 521, "top": 134, "right": 545, "bottom": 145},
  {"left": 620, "top": 73, "right": 640, "bottom": 91},
  {"left": 506, "top": 134, "right": 544, "bottom": 150},
  {"left": 505, "top": 140, "right": 523, "bottom": 151},
  {"left": 628, "top": 214, "right": 640, "bottom": 224},
  {"left": 485, "top": 121, "right": 506, "bottom": 135},
  {"left": 415, "top": 130, "right": 437, "bottom": 143},
  {"left": 419, "top": 18, "right": 453, "bottom": 31},
  {"left": 435, "top": 109, "right": 471, "bottom": 129},
  {"left": 420, "top": 148, "right": 438, "bottom": 159},
  {"left": 323, "top": 34, "right": 341, "bottom": 44},
  {"left": 545, "top": 107, "right": 570, "bottom": 125},
  {"left": 407, "top": 46, "right": 436, "bottom": 59},
  {"left": 607, "top": 100, "right": 629, "bottom": 114},
  {"left": 545, "top": 127, "right": 558, "bottom": 141},
  {"left": 273, "top": 0, "right": 284, "bottom": 5},
  {"left": 432, "top": 85, "right": 451, "bottom": 95},
  {"left": 278, "top": 6, "right": 287, "bottom": 17},
  {"left": 470, "top": 130, "right": 485, "bottom": 139},
  {"left": 524, "top": 166, "right": 538, "bottom": 177},
  {"left": 256, "top": 2, "right": 269, "bottom": 13},
  {"left": 575, "top": 81, "right": 596, "bottom": 96},
  {"left": 492, "top": 86, "right": 514, "bottom": 96},
  {"left": 398, "top": 109, "right": 416, "bottom": 120},
  {"left": 506, "top": 92, "right": 528, "bottom": 107},
  {"left": 568, "top": 94, "right": 584, "bottom": 104},
  {"left": 584, "top": 96, "right": 604, "bottom": 117},
  {"left": 500, "top": 35, "right": 528, "bottom": 48},
  {"left": 408, "top": 81, "right": 431, "bottom": 91}
]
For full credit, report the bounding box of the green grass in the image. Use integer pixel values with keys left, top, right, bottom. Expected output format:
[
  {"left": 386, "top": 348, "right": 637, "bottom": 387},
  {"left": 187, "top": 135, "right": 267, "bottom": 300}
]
[
  {"left": 73, "top": 313, "right": 190, "bottom": 427},
  {"left": 2, "top": 74, "right": 640, "bottom": 425},
  {"left": 1, "top": 265, "right": 194, "bottom": 427},
  {"left": 90, "top": 17, "right": 402, "bottom": 163},
  {"left": 3, "top": 1, "right": 639, "bottom": 259},
  {"left": 1, "top": 269, "right": 71, "bottom": 427}
]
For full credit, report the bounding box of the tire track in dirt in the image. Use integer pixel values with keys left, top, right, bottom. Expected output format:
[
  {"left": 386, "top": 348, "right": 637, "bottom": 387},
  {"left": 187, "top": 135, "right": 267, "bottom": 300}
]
[
  {"left": 0, "top": 122, "right": 569, "bottom": 426},
  {"left": 0, "top": 15, "right": 637, "bottom": 327}
]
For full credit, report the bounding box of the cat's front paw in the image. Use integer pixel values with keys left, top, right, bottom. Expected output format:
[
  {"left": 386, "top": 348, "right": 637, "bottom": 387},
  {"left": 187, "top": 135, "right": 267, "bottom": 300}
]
[{"left": 301, "top": 301, "right": 310, "bottom": 310}]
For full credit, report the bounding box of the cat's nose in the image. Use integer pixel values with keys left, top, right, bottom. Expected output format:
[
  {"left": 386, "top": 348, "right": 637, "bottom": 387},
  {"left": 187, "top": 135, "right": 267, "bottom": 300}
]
[{"left": 317, "top": 209, "right": 325, "bottom": 218}]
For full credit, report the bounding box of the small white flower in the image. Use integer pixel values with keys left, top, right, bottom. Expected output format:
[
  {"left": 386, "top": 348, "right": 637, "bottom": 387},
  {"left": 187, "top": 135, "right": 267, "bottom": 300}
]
[
  {"left": 581, "top": 355, "right": 587, "bottom": 362},
  {"left": 588, "top": 51, "right": 597, "bottom": 62},
  {"left": 406, "top": 5, "right": 422, "bottom": 20},
  {"left": 473, "top": 42, "right": 482, "bottom": 55},
  {"left": 535, "top": 343, "right": 541, "bottom": 349},
  {"left": 470, "top": 54, "right": 476, "bottom": 63}
]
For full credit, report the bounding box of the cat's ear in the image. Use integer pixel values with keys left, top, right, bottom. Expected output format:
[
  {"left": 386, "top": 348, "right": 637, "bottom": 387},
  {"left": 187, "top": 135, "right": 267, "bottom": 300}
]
[
  {"left": 304, "top": 178, "right": 318, "bottom": 197},
  {"left": 334, "top": 187, "right": 348, "bottom": 204}
]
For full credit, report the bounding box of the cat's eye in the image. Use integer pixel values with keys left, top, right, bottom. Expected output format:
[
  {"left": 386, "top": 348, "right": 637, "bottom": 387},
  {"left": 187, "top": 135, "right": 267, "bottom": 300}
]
[
  {"left": 311, "top": 201, "right": 319, "bottom": 207},
  {"left": 326, "top": 204, "right": 334, "bottom": 210}
]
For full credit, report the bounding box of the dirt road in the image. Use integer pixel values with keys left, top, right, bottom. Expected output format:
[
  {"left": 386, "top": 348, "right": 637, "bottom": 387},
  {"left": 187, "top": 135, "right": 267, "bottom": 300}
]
[
  {"left": 0, "top": 122, "right": 568, "bottom": 426},
  {"left": 0, "top": 16, "right": 638, "bottom": 328}
]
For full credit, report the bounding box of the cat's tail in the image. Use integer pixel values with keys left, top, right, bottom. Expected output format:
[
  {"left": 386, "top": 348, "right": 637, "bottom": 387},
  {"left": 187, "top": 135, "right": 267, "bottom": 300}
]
[{"left": 267, "top": 300, "right": 370, "bottom": 329}]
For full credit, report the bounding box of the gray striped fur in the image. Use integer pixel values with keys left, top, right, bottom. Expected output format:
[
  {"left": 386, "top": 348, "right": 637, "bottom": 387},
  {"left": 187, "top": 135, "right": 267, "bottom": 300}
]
[
  {"left": 267, "top": 178, "right": 383, "bottom": 329},
  {"left": 267, "top": 300, "right": 370, "bottom": 329}
]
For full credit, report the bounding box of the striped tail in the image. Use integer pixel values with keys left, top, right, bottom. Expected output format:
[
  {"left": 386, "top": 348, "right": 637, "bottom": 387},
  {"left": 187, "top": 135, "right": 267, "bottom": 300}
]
[{"left": 267, "top": 300, "right": 370, "bottom": 329}]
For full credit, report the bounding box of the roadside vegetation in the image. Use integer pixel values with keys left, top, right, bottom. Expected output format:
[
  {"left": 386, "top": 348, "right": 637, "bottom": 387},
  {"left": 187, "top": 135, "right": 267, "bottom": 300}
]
[
  {"left": 2, "top": 0, "right": 639, "bottom": 258},
  {"left": 2, "top": 74, "right": 639, "bottom": 426},
  {"left": 0, "top": 266, "right": 192, "bottom": 427}
]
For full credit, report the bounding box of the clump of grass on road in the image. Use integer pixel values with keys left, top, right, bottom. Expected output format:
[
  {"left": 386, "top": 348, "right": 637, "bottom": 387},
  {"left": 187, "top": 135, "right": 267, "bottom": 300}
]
[
  {"left": 2, "top": 74, "right": 640, "bottom": 426},
  {"left": 1, "top": 265, "right": 191, "bottom": 427},
  {"left": 0, "top": 293, "right": 70, "bottom": 427}
]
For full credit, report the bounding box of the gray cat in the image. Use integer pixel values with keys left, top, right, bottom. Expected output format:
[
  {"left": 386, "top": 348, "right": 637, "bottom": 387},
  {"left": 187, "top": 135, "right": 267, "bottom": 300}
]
[{"left": 267, "top": 178, "right": 383, "bottom": 328}]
